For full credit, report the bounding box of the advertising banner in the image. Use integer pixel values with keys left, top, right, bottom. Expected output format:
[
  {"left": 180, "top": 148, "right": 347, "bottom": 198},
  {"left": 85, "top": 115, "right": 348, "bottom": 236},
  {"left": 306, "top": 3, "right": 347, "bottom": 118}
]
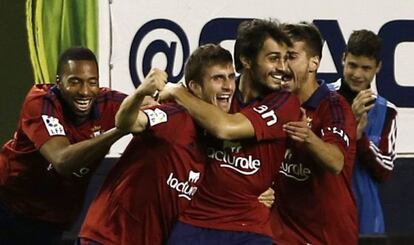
[{"left": 99, "top": 0, "right": 414, "bottom": 155}]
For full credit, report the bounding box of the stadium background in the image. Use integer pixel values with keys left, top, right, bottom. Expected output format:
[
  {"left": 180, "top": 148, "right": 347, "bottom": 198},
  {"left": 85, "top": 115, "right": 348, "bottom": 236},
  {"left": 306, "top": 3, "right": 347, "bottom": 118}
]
[{"left": 0, "top": 0, "right": 413, "bottom": 244}]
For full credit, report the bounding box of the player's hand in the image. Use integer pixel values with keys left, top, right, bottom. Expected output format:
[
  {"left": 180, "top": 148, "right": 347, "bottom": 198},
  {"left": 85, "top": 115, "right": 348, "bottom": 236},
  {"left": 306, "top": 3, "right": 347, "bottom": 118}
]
[
  {"left": 258, "top": 187, "right": 275, "bottom": 208},
  {"left": 283, "top": 108, "right": 314, "bottom": 143},
  {"left": 352, "top": 89, "right": 376, "bottom": 122},
  {"left": 137, "top": 68, "right": 168, "bottom": 97},
  {"left": 140, "top": 96, "right": 160, "bottom": 109},
  {"left": 356, "top": 112, "right": 368, "bottom": 140},
  {"left": 157, "top": 81, "right": 186, "bottom": 103}
]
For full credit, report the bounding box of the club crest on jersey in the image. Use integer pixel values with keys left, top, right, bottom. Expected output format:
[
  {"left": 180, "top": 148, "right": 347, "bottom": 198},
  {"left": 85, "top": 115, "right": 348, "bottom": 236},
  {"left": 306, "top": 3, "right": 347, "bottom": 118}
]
[
  {"left": 144, "top": 108, "right": 168, "bottom": 126},
  {"left": 90, "top": 125, "right": 102, "bottom": 137},
  {"left": 279, "top": 149, "right": 311, "bottom": 181},
  {"left": 207, "top": 143, "right": 261, "bottom": 175},
  {"left": 41, "top": 115, "right": 65, "bottom": 136},
  {"left": 166, "top": 170, "right": 201, "bottom": 200}
]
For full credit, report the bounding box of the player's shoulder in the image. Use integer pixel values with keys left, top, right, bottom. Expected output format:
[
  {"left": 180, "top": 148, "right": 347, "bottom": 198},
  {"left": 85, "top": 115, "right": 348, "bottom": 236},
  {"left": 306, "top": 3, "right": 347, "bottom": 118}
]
[
  {"left": 324, "top": 90, "right": 349, "bottom": 107},
  {"left": 144, "top": 102, "right": 190, "bottom": 124},
  {"left": 319, "top": 90, "right": 355, "bottom": 121},
  {"left": 382, "top": 97, "right": 398, "bottom": 114},
  {"left": 23, "top": 84, "right": 57, "bottom": 110},
  {"left": 26, "top": 84, "right": 54, "bottom": 99},
  {"left": 96, "top": 87, "right": 127, "bottom": 103},
  {"left": 153, "top": 102, "right": 187, "bottom": 114},
  {"left": 262, "top": 90, "right": 300, "bottom": 107},
  {"left": 370, "top": 95, "right": 397, "bottom": 119}
]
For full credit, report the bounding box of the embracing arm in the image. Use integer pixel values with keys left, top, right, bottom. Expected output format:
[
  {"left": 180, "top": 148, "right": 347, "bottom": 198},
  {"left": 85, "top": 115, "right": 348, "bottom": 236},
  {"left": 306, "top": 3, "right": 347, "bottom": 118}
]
[
  {"left": 40, "top": 128, "right": 126, "bottom": 178},
  {"left": 162, "top": 85, "right": 254, "bottom": 140}
]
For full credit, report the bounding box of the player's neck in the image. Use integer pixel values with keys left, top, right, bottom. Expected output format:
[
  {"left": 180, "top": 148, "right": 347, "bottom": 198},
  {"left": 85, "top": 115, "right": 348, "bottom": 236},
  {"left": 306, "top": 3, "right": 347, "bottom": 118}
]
[
  {"left": 238, "top": 74, "right": 260, "bottom": 103},
  {"left": 297, "top": 77, "right": 319, "bottom": 104}
]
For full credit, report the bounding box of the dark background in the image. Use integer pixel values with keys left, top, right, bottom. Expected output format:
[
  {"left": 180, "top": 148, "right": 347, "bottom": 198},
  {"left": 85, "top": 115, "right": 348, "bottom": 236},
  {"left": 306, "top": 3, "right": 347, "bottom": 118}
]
[{"left": 0, "top": 1, "right": 34, "bottom": 145}]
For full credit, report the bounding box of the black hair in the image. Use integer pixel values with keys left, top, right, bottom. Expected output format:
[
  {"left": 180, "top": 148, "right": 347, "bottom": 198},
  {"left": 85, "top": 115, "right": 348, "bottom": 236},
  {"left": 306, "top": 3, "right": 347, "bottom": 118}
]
[
  {"left": 56, "top": 47, "right": 98, "bottom": 77},
  {"left": 282, "top": 22, "right": 323, "bottom": 59},
  {"left": 345, "top": 29, "right": 382, "bottom": 64},
  {"left": 234, "top": 18, "right": 292, "bottom": 72}
]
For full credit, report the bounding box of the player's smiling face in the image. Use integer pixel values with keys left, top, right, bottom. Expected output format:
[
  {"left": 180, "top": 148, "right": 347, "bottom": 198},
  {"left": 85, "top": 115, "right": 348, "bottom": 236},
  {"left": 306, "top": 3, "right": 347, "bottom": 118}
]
[
  {"left": 250, "top": 37, "right": 290, "bottom": 91},
  {"left": 199, "top": 63, "right": 236, "bottom": 112},
  {"left": 342, "top": 53, "right": 381, "bottom": 92},
  {"left": 57, "top": 60, "right": 100, "bottom": 123}
]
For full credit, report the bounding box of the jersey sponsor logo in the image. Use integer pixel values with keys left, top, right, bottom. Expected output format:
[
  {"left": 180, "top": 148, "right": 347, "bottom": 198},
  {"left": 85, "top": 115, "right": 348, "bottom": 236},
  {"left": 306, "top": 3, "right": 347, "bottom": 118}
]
[
  {"left": 166, "top": 170, "right": 200, "bottom": 200},
  {"left": 253, "top": 105, "right": 277, "bottom": 126},
  {"left": 207, "top": 143, "right": 261, "bottom": 175},
  {"left": 41, "top": 115, "right": 65, "bottom": 136},
  {"left": 144, "top": 108, "right": 168, "bottom": 126},
  {"left": 321, "top": 126, "right": 350, "bottom": 147},
  {"left": 279, "top": 149, "right": 312, "bottom": 181}
]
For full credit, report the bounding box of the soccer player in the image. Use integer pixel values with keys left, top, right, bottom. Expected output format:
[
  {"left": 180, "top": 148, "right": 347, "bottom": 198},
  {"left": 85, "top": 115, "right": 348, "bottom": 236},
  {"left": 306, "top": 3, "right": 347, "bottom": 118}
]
[
  {"left": 331, "top": 30, "right": 397, "bottom": 234},
  {"left": 162, "top": 19, "right": 301, "bottom": 245},
  {"left": 0, "top": 47, "right": 128, "bottom": 244},
  {"left": 79, "top": 44, "right": 272, "bottom": 245},
  {"left": 271, "top": 22, "right": 358, "bottom": 245}
]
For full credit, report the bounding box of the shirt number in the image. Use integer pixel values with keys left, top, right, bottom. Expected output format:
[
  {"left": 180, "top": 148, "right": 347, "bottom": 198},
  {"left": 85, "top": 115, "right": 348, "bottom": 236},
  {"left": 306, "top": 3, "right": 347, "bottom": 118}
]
[{"left": 253, "top": 105, "right": 277, "bottom": 126}]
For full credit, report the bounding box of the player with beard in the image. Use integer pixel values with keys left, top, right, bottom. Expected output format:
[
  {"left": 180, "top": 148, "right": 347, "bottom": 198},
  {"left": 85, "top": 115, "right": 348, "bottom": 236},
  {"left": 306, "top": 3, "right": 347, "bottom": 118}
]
[
  {"left": 78, "top": 44, "right": 275, "bottom": 245},
  {"left": 271, "top": 22, "right": 357, "bottom": 245},
  {"left": 161, "top": 19, "right": 301, "bottom": 245}
]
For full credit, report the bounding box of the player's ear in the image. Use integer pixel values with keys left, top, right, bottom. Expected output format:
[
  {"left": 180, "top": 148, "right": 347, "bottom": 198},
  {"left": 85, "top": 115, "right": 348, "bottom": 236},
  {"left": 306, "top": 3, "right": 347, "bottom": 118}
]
[
  {"left": 188, "top": 80, "right": 203, "bottom": 98},
  {"left": 240, "top": 56, "right": 252, "bottom": 69},
  {"left": 309, "top": 56, "right": 320, "bottom": 73},
  {"left": 375, "top": 60, "right": 382, "bottom": 74},
  {"left": 341, "top": 52, "right": 346, "bottom": 66}
]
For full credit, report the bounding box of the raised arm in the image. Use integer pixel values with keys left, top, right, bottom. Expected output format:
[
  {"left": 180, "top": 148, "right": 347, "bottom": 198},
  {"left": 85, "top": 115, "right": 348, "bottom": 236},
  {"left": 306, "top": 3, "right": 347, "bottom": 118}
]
[
  {"left": 115, "top": 68, "right": 167, "bottom": 133},
  {"left": 40, "top": 69, "right": 167, "bottom": 178},
  {"left": 351, "top": 90, "right": 396, "bottom": 181},
  {"left": 356, "top": 108, "right": 397, "bottom": 182},
  {"left": 159, "top": 84, "right": 255, "bottom": 140}
]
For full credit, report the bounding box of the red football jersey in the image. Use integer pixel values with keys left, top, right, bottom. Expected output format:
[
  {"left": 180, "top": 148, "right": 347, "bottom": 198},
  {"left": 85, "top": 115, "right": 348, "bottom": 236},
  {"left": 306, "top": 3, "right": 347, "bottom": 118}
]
[
  {"left": 272, "top": 83, "right": 358, "bottom": 245},
  {"left": 79, "top": 103, "right": 206, "bottom": 245},
  {"left": 179, "top": 90, "right": 301, "bottom": 238},
  {"left": 0, "top": 84, "right": 125, "bottom": 227}
]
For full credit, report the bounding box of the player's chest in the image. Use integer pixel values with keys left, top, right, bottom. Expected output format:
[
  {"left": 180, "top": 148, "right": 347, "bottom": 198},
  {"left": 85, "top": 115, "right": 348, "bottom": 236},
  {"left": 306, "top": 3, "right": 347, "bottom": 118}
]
[{"left": 64, "top": 120, "right": 111, "bottom": 143}]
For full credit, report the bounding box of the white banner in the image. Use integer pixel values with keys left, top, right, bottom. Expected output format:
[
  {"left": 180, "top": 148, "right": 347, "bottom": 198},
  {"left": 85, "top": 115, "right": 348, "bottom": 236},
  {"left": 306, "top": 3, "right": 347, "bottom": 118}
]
[{"left": 99, "top": 0, "right": 414, "bottom": 156}]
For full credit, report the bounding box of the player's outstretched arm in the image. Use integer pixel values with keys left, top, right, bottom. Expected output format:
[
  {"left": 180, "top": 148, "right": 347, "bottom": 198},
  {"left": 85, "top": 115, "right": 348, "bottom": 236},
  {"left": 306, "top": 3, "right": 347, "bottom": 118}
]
[
  {"left": 159, "top": 83, "right": 255, "bottom": 140},
  {"left": 40, "top": 68, "right": 167, "bottom": 178},
  {"left": 40, "top": 128, "right": 126, "bottom": 178}
]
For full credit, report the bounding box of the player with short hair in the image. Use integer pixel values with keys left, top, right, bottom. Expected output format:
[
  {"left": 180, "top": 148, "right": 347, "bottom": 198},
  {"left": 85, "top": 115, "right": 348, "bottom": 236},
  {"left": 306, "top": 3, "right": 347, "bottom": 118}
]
[
  {"left": 270, "top": 22, "right": 358, "bottom": 245},
  {"left": 0, "top": 47, "right": 128, "bottom": 244},
  {"left": 162, "top": 19, "right": 301, "bottom": 245},
  {"left": 333, "top": 29, "right": 397, "bottom": 234},
  {"left": 79, "top": 44, "right": 272, "bottom": 245}
]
